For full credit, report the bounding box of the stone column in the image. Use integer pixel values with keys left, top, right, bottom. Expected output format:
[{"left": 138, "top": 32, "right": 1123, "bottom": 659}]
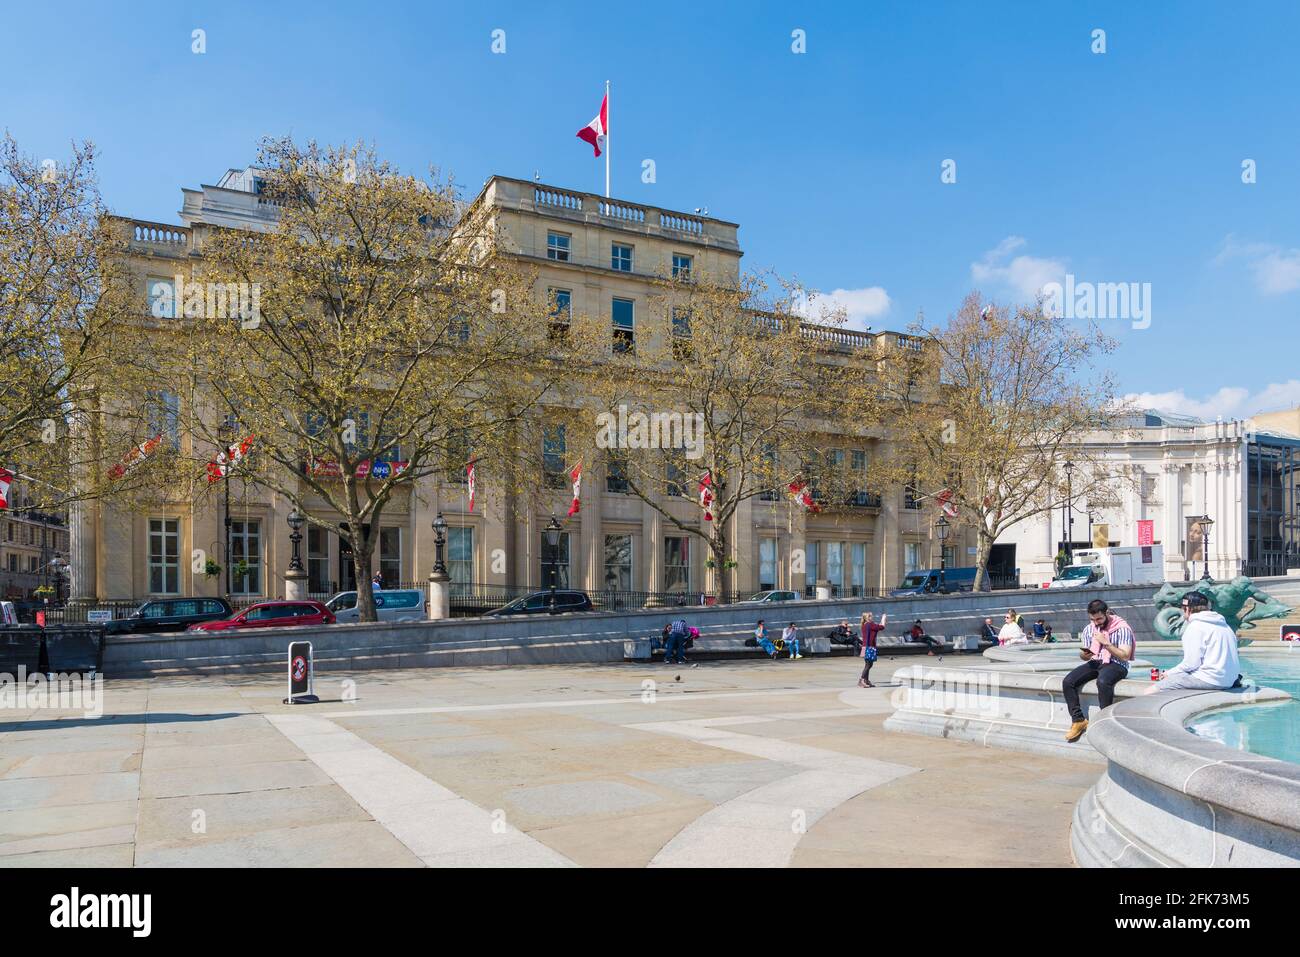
[
  {"left": 68, "top": 499, "right": 96, "bottom": 602},
  {"left": 428, "top": 569, "right": 449, "bottom": 619},
  {"left": 284, "top": 568, "right": 308, "bottom": 600}
]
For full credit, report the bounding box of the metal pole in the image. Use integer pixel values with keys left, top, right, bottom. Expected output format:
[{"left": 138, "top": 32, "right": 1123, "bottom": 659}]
[{"left": 604, "top": 79, "right": 610, "bottom": 199}]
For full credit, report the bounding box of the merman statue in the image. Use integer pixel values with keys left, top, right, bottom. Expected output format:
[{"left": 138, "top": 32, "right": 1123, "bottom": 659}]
[{"left": 1153, "top": 576, "right": 1292, "bottom": 639}]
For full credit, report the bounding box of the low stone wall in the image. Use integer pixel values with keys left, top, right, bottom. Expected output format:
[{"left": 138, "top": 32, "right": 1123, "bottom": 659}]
[
  {"left": 102, "top": 580, "right": 1179, "bottom": 677},
  {"left": 1071, "top": 688, "right": 1300, "bottom": 867}
]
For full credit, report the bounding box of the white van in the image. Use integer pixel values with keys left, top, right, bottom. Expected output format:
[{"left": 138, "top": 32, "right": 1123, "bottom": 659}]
[{"left": 325, "top": 589, "right": 426, "bottom": 623}]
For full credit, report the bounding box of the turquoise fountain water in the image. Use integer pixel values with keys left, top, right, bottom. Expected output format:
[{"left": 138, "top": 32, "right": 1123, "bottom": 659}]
[{"left": 1145, "top": 649, "right": 1300, "bottom": 765}]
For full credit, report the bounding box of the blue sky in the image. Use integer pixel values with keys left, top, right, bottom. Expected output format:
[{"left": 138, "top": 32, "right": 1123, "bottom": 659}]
[{"left": 4, "top": 0, "right": 1299, "bottom": 419}]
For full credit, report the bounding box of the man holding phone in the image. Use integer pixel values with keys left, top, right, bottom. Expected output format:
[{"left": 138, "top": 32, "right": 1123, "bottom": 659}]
[{"left": 1061, "top": 599, "right": 1136, "bottom": 742}]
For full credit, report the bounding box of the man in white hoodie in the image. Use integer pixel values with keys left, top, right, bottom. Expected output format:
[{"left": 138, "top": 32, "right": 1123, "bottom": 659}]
[{"left": 1147, "top": 590, "right": 1241, "bottom": 693}]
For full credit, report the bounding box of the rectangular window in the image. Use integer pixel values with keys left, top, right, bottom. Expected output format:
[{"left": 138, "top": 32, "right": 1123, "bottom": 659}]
[
  {"left": 904, "top": 542, "right": 922, "bottom": 573},
  {"left": 148, "top": 518, "right": 180, "bottom": 594},
  {"left": 543, "top": 425, "right": 567, "bottom": 488},
  {"left": 603, "top": 534, "right": 633, "bottom": 592},
  {"left": 850, "top": 542, "right": 867, "bottom": 597},
  {"left": 231, "top": 519, "right": 261, "bottom": 595},
  {"left": 380, "top": 527, "right": 402, "bottom": 585},
  {"left": 672, "top": 253, "right": 692, "bottom": 279},
  {"left": 606, "top": 451, "right": 630, "bottom": 493},
  {"left": 147, "top": 277, "right": 176, "bottom": 319},
  {"left": 542, "top": 531, "right": 570, "bottom": 589},
  {"left": 805, "top": 541, "right": 819, "bottom": 596},
  {"left": 547, "top": 232, "right": 571, "bottom": 262},
  {"left": 447, "top": 314, "right": 470, "bottom": 342},
  {"left": 147, "top": 391, "right": 181, "bottom": 451},
  {"left": 665, "top": 451, "right": 687, "bottom": 498},
  {"left": 611, "top": 243, "right": 633, "bottom": 272},
  {"left": 448, "top": 526, "right": 474, "bottom": 593},
  {"left": 942, "top": 545, "right": 956, "bottom": 570},
  {"left": 663, "top": 536, "right": 691, "bottom": 594},
  {"left": 307, "top": 526, "right": 330, "bottom": 594},
  {"left": 826, "top": 541, "right": 844, "bottom": 595},
  {"left": 759, "top": 537, "right": 777, "bottom": 591},
  {"left": 671, "top": 307, "right": 693, "bottom": 360},
  {"left": 612, "top": 297, "right": 635, "bottom": 353},
  {"left": 548, "top": 288, "right": 571, "bottom": 338}
]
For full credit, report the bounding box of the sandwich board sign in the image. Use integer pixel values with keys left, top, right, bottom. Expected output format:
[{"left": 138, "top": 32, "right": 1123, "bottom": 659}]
[{"left": 284, "top": 640, "right": 319, "bottom": 704}]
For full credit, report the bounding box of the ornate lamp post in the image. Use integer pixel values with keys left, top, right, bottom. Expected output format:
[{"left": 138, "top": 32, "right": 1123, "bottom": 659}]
[
  {"left": 432, "top": 512, "right": 448, "bottom": 576},
  {"left": 284, "top": 509, "right": 308, "bottom": 599},
  {"left": 545, "top": 515, "right": 562, "bottom": 613},
  {"left": 1064, "top": 461, "right": 1076, "bottom": 565},
  {"left": 428, "top": 512, "right": 450, "bottom": 620},
  {"left": 1199, "top": 514, "right": 1215, "bottom": 581}
]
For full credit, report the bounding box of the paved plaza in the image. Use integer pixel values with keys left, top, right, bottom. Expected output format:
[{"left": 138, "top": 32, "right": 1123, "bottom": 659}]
[{"left": 0, "top": 656, "right": 1098, "bottom": 867}]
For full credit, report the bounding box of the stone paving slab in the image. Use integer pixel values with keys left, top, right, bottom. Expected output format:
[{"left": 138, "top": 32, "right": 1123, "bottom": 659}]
[{"left": 0, "top": 657, "right": 1092, "bottom": 867}]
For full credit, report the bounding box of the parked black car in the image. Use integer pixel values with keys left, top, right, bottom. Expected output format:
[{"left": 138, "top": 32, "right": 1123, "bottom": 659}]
[
  {"left": 103, "top": 597, "right": 235, "bottom": 635},
  {"left": 484, "top": 590, "right": 594, "bottom": 616}
]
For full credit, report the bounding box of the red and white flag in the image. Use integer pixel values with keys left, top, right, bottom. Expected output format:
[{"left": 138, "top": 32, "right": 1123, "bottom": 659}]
[
  {"left": 576, "top": 92, "right": 608, "bottom": 157},
  {"left": 466, "top": 458, "right": 477, "bottom": 511},
  {"left": 936, "top": 487, "right": 959, "bottom": 519},
  {"left": 567, "top": 463, "right": 582, "bottom": 516},
  {"left": 698, "top": 472, "right": 715, "bottom": 522},
  {"left": 788, "top": 479, "right": 821, "bottom": 513},
  {"left": 0, "top": 467, "right": 12, "bottom": 510},
  {"left": 109, "top": 434, "right": 162, "bottom": 480},
  {"left": 207, "top": 434, "right": 255, "bottom": 484}
]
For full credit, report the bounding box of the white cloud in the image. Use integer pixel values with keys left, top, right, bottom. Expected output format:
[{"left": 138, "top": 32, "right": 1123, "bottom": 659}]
[
  {"left": 971, "top": 236, "right": 1067, "bottom": 303},
  {"left": 1215, "top": 235, "right": 1300, "bottom": 295},
  {"left": 1125, "top": 380, "right": 1300, "bottom": 420},
  {"left": 793, "top": 286, "right": 891, "bottom": 329}
]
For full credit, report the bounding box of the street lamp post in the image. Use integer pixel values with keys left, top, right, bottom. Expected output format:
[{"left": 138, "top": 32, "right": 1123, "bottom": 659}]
[
  {"left": 545, "top": 516, "right": 562, "bottom": 614},
  {"left": 1064, "top": 461, "right": 1076, "bottom": 565},
  {"left": 284, "top": 509, "right": 308, "bottom": 600},
  {"left": 428, "top": 513, "right": 450, "bottom": 620},
  {"left": 935, "top": 515, "right": 950, "bottom": 593},
  {"left": 1199, "top": 515, "right": 1215, "bottom": 581}
]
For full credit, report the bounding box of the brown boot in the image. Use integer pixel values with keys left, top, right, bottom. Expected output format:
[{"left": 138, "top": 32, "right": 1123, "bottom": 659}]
[{"left": 1065, "top": 719, "right": 1088, "bottom": 743}]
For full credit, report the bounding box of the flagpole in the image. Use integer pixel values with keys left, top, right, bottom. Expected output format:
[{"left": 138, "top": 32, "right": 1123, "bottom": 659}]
[{"left": 604, "top": 79, "right": 610, "bottom": 199}]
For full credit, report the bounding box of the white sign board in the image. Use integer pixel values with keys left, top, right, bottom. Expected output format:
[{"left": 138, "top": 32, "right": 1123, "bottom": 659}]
[{"left": 86, "top": 610, "right": 114, "bottom": 623}]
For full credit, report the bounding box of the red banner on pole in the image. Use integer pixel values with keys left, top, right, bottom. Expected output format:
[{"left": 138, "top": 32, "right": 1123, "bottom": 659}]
[{"left": 1137, "top": 520, "right": 1154, "bottom": 546}]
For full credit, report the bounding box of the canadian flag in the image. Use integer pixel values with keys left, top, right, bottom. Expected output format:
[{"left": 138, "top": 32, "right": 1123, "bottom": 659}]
[
  {"left": 207, "top": 435, "right": 255, "bottom": 484},
  {"left": 788, "top": 479, "right": 821, "bottom": 513},
  {"left": 567, "top": 463, "right": 582, "bottom": 516},
  {"left": 0, "top": 467, "right": 12, "bottom": 510},
  {"left": 466, "top": 458, "right": 477, "bottom": 511},
  {"left": 698, "top": 472, "right": 715, "bottom": 522},
  {"left": 576, "top": 93, "right": 608, "bottom": 157},
  {"left": 936, "top": 488, "right": 959, "bottom": 519},
  {"left": 109, "top": 434, "right": 162, "bottom": 480}
]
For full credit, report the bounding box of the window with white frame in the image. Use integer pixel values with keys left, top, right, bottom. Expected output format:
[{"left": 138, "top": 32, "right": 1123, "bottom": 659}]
[
  {"left": 611, "top": 243, "right": 633, "bottom": 272},
  {"left": 850, "top": 542, "right": 867, "bottom": 596},
  {"left": 148, "top": 518, "right": 180, "bottom": 594},
  {"left": 547, "top": 232, "right": 571, "bottom": 262},
  {"left": 230, "top": 519, "right": 262, "bottom": 595},
  {"left": 612, "top": 297, "right": 635, "bottom": 353},
  {"left": 307, "top": 526, "right": 330, "bottom": 594},
  {"left": 904, "top": 542, "right": 922, "bottom": 573},
  {"left": 672, "top": 253, "right": 692, "bottom": 279},
  {"left": 759, "top": 537, "right": 778, "bottom": 591},
  {"left": 448, "top": 526, "right": 474, "bottom": 593}
]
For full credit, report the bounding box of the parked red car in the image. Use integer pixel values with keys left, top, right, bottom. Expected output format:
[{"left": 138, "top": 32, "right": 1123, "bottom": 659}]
[{"left": 187, "top": 600, "right": 335, "bottom": 632}]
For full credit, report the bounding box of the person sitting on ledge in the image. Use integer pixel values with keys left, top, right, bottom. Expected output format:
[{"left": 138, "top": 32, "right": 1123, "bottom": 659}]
[
  {"left": 981, "top": 617, "right": 999, "bottom": 643},
  {"left": 908, "top": 619, "right": 942, "bottom": 655},
  {"left": 1146, "top": 590, "right": 1241, "bottom": 694},
  {"left": 1063, "top": 599, "right": 1135, "bottom": 742},
  {"left": 997, "top": 610, "right": 1028, "bottom": 646}
]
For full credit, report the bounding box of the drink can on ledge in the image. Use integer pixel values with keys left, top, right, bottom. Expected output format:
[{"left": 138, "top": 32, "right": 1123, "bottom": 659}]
[{"left": 1150, "top": 668, "right": 1161, "bottom": 682}]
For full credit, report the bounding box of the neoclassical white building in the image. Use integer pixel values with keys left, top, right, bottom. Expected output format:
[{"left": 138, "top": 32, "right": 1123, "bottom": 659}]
[{"left": 996, "top": 410, "right": 1300, "bottom": 586}]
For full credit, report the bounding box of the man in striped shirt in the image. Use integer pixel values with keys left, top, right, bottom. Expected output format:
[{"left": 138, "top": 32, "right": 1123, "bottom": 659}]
[{"left": 1062, "top": 599, "right": 1136, "bottom": 742}]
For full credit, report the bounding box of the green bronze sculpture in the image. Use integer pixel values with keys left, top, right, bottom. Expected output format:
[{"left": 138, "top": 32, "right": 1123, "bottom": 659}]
[{"left": 1153, "top": 576, "right": 1293, "bottom": 640}]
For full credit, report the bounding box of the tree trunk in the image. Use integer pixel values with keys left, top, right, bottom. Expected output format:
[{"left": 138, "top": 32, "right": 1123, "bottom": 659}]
[
  {"left": 972, "top": 526, "right": 995, "bottom": 592},
  {"left": 352, "top": 544, "right": 377, "bottom": 623},
  {"left": 708, "top": 534, "right": 730, "bottom": 602}
]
